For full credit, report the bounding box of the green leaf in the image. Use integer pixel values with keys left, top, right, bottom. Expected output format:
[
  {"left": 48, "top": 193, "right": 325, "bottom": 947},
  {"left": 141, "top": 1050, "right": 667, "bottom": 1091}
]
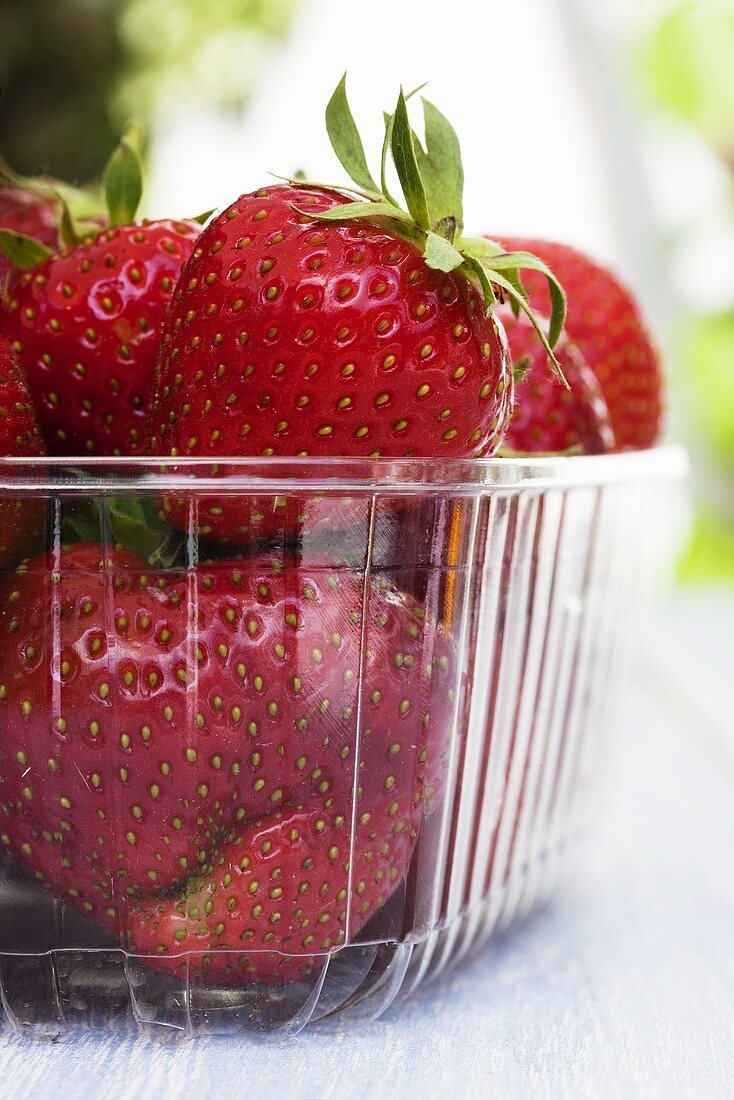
[
  {"left": 460, "top": 237, "right": 568, "bottom": 352},
  {"left": 190, "top": 208, "right": 217, "bottom": 226},
  {"left": 489, "top": 267, "right": 567, "bottom": 384},
  {"left": 122, "top": 119, "right": 145, "bottom": 157},
  {"left": 461, "top": 240, "right": 527, "bottom": 294},
  {"left": 0, "top": 229, "right": 53, "bottom": 270},
  {"left": 483, "top": 249, "right": 567, "bottom": 347},
  {"left": 462, "top": 253, "right": 566, "bottom": 383},
  {"left": 103, "top": 136, "right": 144, "bottom": 227},
  {"left": 107, "top": 496, "right": 173, "bottom": 561},
  {"left": 0, "top": 153, "right": 24, "bottom": 186},
  {"left": 57, "top": 194, "right": 85, "bottom": 251},
  {"left": 379, "top": 84, "right": 427, "bottom": 206},
  {"left": 414, "top": 98, "right": 464, "bottom": 230},
  {"left": 325, "top": 74, "right": 379, "bottom": 193},
  {"left": 390, "top": 88, "right": 430, "bottom": 230},
  {"left": 434, "top": 215, "right": 458, "bottom": 242},
  {"left": 380, "top": 111, "right": 399, "bottom": 206},
  {"left": 457, "top": 236, "right": 503, "bottom": 263},
  {"left": 423, "top": 231, "right": 464, "bottom": 272},
  {"left": 291, "top": 200, "right": 412, "bottom": 225},
  {"left": 60, "top": 500, "right": 100, "bottom": 544},
  {"left": 462, "top": 254, "right": 497, "bottom": 316}
]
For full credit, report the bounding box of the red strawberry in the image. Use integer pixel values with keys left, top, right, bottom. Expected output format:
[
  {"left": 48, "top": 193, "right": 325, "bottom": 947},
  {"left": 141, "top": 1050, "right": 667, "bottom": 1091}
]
[
  {"left": 0, "top": 543, "right": 454, "bottom": 982},
  {"left": 0, "top": 159, "right": 105, "bottom": 293},
  {"left": 0, "top": 188, "right": 59, "bottom": 288},
  {"left": 150, "top": 182, "right": 510, "bottom": 545},
  {"left": 126, "top": 797, "right": 417, "bottom": 986},
  {"left": 494, "top": 237, "right": 663, "bottom": 450},
  {"left": 149, "top": 81, "right": 567, "bottom": 547},
  {"left": 2, "top": 218, "right": 200, "bottom": 456},
  {"left": 499, "top": 309, "right": 615, "bottom": 455},
  {"left": 0, "top": 338, "right": 45, "bottom": 568},
  {"left": 153, "top": 182, "right": 509, "bottom": 462}
]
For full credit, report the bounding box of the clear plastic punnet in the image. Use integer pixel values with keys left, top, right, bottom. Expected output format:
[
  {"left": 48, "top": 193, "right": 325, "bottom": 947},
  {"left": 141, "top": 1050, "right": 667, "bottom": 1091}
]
[{"left": 0, "top": 448, "right": 686, "bottom": 1039}]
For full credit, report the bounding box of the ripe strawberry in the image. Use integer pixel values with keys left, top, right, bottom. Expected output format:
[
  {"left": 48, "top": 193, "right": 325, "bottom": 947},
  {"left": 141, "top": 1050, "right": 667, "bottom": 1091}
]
[
  {"left": 494, "top": 237, "right": 663, "bottom": 450},
  {"left": 150, "top": 182, "right": 509, "bottom": 544},
  {"left": 126, "top": 797, "right": 418, "bottom": 986},
  {"left": 0, "top": 543, "right": 454, "bottom": 982},
  {"left": 0, "top": 134, "right": 200, "bottom": 456},
  {"left": 153, "top": 182, "right": 509, "bottom": 463},
  {"left": 0, "top": 158, "right": 105, "bottom": 293},
  {"left": 150, "top": 80, "right": 566, "bottom": 546},
  {"left": 0, "top": 338, "right": 45, "bottom": 568},
  {"left": 2, "top": 218, "right": 200, "bottom": 456},
  {"left": 0, "top": 188, "right": 59, "bottom": 289},
  {"left": 499, "top": 309, "right": 615, "bottom": 455}
]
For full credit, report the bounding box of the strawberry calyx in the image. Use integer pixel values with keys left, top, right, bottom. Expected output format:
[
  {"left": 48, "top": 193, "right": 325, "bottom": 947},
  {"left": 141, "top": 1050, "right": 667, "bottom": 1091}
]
[
  {"left": 0, "top": 123, "right": 145, "bottom": 270},
  {"left": 288, "top": 75, "right": 568, "bottom": 381},
  {"left": 60, "top": 495, "right": 183, "bottom": 567},
  {"left": 0, "top": 151, "right": 105, "bottom": 229}
]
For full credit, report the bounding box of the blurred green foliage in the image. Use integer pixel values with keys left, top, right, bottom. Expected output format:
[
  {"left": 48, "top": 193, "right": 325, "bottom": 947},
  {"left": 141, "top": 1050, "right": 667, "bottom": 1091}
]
[
  {"left": 678, "top": 508, "right": 734, "bottom": 582},
  {"left": 638, "top": 2, "right": 734, "bottom": 164},
  {"left": 681, "top": 312, "right": 734, "bottom": 471},
  {"left": 116, "top": 0, "right": 298, "bottom": 119},
  {"left": 0, "top": 0, "right": 298, "bottom": 184},
  {"left": 638, "top": 1, "right": 734, "bottom": 582}
]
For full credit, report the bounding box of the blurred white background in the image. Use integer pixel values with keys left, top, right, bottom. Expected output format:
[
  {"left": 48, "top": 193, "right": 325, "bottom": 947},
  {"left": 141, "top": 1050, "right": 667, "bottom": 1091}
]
[
  {"left": 147, "top": 0, "right": 733, "bottom": 334},
  {"left": 148, "top": 0, "right": 614, "bottom": 257}
]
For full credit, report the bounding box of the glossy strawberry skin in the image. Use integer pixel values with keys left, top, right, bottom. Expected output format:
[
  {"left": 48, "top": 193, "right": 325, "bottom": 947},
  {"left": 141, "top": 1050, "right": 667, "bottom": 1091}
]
[
  {"left": 499, "top": 310, "right": 616, "bottom": 455},
  {"left": 2, "top": 219, "right": 200, "bottom": 456},
  {"left": 0, "top": 338, "right": 45, "bottom": 568},
  {"left": 150, "top": 184, "right": 510, "bottom": 544},
  {"left": 495, "top": 236, "right": 663, "bottom": 450},
  {"left": 0, "top": 188, "right": 59, "bottom": 290},
  {"left": 127, "top": 798, "right": 418, "bottom": 986},
  {"left": 0, "top": 543, "right": 454, "bottom": 980}
]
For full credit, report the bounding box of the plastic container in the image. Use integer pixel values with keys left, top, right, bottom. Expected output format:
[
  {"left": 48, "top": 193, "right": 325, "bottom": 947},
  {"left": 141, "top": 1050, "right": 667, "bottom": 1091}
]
[{"left": 0, "top": 447, "right": 686, "bottom": 1039}]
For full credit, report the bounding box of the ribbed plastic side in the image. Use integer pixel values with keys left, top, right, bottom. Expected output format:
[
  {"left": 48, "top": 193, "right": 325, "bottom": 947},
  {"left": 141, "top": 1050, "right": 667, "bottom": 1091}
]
[{"left": 0, "top": 468, "right": 680, "bottom": 1039}]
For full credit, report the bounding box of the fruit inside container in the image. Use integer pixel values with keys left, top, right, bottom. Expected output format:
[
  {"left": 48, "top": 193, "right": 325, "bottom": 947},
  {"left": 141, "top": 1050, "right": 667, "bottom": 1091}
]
[{"left": 0, "top": 77, "right": 677, "bottom": 1037}]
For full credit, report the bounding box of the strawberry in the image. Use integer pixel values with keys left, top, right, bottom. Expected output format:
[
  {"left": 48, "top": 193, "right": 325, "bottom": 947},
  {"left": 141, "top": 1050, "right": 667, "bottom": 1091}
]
[
  {"left": 0, "top": 135, "right": 200, "bottom": 456},
  {"left": 499, "top": 309, "right": 616, "bottom": 455},
  {"left": 0, "top": 188, "right": 59, "bottom": 289},
  {"left": 153, "top": 182, "right": 509, "bottom": 465},
  {"left": 0, "top": 338, "right": 45, "bottom": 568},
  {"left": 0, "top": 543, "right": 455, "bottom": 983},
  {"left": 3, "top": 220, "right": 200, "bottom": 456},
  {"left": 0, "top": 157, "right": 105, "bottom": 293},
  {"left": 150, "top": 180, "right": 509, "bottom": 547},
  {"left": 150, "top": 80, "right": 566, "bottom": 546},
  {"left": 126, "top": 798, "right": 417, "bottom": 986},
  {"left": 494, "top": 236, "right": 663, "bottom": 450}
]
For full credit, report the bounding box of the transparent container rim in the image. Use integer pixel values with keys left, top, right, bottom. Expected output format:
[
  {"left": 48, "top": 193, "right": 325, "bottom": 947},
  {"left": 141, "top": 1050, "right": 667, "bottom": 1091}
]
[{"left": 0, "top": 445, "right": 688, "bottom": 496}]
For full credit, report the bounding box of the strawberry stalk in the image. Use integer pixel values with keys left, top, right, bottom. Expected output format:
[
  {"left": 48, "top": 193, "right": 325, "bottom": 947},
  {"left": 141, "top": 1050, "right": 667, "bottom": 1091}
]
[{"left": 290, "top": 75, "right": 568, "bottom": 380}]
